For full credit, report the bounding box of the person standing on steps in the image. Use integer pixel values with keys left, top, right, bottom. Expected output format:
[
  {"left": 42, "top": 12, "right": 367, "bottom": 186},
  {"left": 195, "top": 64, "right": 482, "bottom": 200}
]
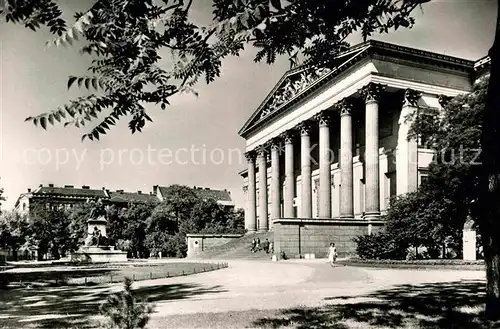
[
  {"left": 328, "top": 242, "right": 337, "bottom": 266},
  {"left": 251, "top": 238, "right": 256, "bottom": 253},
  {"left": 256, "top": 237, "right": 261, "bottom": 251}
]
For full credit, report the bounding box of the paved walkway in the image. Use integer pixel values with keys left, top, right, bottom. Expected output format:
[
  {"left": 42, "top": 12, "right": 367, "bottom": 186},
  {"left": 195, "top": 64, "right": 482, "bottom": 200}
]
[{"left": 132, "top": 259, "right": 485, "bottom": 318}]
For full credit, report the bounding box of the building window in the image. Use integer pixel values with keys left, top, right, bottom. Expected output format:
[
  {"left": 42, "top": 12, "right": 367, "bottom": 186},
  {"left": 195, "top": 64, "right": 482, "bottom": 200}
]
[
  {"left": 420, "top": 174, "right": 429, "bottom": 186},
  {"left": 22, "top": 203, "right": 26, "bottom": 211}
]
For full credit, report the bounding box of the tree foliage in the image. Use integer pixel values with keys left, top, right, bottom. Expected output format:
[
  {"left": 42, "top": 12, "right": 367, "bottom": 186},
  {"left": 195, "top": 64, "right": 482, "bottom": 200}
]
[
  {"left": 0, "top": 210, "right": 29, "bottom": 259},
  {"left": 409, "top": 77, "right": 487, "bottom": 225},
  {"left": 1, "top": 0, "right": 427, "bottom": 140},
  {"left": 28, "top": 202, "right": 72, "bottom": 260}
]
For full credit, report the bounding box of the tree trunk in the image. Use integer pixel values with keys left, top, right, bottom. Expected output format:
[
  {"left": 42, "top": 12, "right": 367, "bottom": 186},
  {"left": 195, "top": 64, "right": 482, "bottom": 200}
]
[
  {"left": 482, "top": 231, "right": 500, "bottom": 319},
  {"left": 479, "top": 0, "right": 500, "bottom": 320}
]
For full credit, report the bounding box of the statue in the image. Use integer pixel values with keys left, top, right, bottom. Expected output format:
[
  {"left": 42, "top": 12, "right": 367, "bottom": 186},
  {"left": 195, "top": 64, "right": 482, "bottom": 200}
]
[{"left": 89, "top": 199, "right": 106, "bottom": 219}]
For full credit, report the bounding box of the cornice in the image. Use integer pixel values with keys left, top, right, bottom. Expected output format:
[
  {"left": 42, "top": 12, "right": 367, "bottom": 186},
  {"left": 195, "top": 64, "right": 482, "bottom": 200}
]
[{"left": 239, "top": 40, "right": 481, "bottom": 139}]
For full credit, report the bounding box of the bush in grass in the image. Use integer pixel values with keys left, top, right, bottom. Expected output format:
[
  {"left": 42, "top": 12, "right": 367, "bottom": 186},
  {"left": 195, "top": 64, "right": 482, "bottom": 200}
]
[
  {"left": 354, "top": 232, "right": 407, "bottom": 260},
  {"left": 100, "top": 277, "right": 154, "bottom": 329}
]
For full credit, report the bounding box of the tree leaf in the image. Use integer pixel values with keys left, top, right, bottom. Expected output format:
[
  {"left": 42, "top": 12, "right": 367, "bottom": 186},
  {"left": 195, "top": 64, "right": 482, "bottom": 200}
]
[
  {"left": 40, "top": 117, "right": 47, "bottom": 130},
  {"left": 68, "top": 76, "right": 78, "bottom": 90},
  {"left": 270, "top": 0, "right": 282, "bottom": 11}
]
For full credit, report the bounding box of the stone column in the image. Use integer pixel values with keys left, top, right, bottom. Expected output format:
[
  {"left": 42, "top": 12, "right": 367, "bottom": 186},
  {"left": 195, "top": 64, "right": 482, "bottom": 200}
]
[
  {"left": 316, "top": 111, "right": 332, "bottom": 218},
  {"left": 257, "top": 146, "right": 269, "bottom": 231},
  {"left": 270, "top": 138, "right": 281, "bottom": 228},
  {"left": 339, "top": 99, "right": 354, "bottom": 218},
  {"left": 361, "top": 83, "right": 385, "bottom": 220},
  {"left": 282, "top": 130, "right": 295, "bottom": 218},
  {"left": 299, "top": 122, "right": 313, "bottom": 218},
  {"left": 245, "top": 151, "right": 257, "bottom": 232},
  {"left": 243, "top": 185, "right": 249, "bottom": 229},
  {"left": 397, "top": 89, "right": 421, "bottom": 195}
]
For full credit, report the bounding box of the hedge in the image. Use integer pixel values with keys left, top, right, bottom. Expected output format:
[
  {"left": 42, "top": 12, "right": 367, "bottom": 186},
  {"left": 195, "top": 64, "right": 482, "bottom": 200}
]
[{"left": 338, "top": 258, "right": 484, "bottom": 270}]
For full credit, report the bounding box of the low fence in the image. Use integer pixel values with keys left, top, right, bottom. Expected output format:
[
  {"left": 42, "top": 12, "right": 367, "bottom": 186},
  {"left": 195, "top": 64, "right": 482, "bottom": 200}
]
[{"left": 0, "top": 261, "right": 229, "bottom": 288}]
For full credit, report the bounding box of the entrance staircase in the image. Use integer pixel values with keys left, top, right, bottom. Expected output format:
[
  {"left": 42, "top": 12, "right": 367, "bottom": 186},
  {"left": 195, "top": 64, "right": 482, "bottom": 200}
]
[{"left": 193, "top": 232, "right": 274, "bottom": 260}]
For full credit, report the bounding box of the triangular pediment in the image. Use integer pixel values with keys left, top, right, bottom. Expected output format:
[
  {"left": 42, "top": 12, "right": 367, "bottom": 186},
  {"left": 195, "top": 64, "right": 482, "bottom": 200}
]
[{"left": 239, "top": 43, "right": 371, "bottom": 137}]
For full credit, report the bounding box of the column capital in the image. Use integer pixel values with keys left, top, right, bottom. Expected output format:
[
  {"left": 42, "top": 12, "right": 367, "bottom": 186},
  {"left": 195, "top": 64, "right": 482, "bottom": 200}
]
[
  {"left": 403, "top": 89, "right": 422, "bottom": 107},
  {"left": 269, "top": 137, "right": 282, "bottom": 152},
  {"left": 315, "top": 110, "right": 332, "bottom": 127},
  {"left": 244, "top": 150, "right": 256, "bottom": 162},
  {"left": 438, "top": 94, "right": 452, "bottom": 108},
  {"left": 255, "top": 145, "right": 268, "bottom": 158},
  {"left": 338, "top": 98, "right": 354, "bottom": 117},
  {"left": 280, "top": 130, "right": 296, "bottom": 144},
  {"left": 297, "top": 121, "right": 313, "bottom": 136},
  {"left": 360, "top": 83, "right": 386, "bottom": 103}
]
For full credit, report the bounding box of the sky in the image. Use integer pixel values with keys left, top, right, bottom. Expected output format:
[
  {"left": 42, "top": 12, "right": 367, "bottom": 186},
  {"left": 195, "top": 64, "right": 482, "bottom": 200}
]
[{"left": 0, "top": 0, "right": 497, "bottom": 210}]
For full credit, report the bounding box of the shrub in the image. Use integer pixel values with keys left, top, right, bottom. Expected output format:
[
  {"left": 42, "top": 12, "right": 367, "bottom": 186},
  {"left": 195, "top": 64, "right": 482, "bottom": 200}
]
[
  {"left": 354, "top": 232, "right": 407, "bottom": 260},
  {"left": 99, "top": 277, "right": 154, "bottom": 329}
]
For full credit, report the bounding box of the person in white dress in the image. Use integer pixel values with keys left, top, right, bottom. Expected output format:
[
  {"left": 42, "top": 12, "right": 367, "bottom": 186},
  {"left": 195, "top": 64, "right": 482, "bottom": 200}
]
[{"left": 328, "top": 242, "right": 337, "bottom": 266}]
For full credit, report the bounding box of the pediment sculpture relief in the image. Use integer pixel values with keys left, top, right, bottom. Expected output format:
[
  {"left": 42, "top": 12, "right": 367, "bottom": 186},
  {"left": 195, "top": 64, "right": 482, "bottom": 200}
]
[{"left": 259, "top": 67, "right": 332, "bottom": 120}]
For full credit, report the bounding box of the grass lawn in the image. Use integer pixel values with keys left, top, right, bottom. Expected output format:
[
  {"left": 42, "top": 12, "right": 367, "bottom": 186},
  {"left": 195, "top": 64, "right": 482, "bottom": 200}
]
[{"left": 1, "top": 261, "right": 227, "bottom": 287}]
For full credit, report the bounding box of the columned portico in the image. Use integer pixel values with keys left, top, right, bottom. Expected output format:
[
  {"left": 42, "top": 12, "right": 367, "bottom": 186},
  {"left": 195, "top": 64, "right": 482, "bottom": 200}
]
[
  {"left": 257, "top": 146, "right": 269, "bottom": 231},
  {"left": 316, "top": 111, "right": 332, "bottom": 218},
  {"left": 361, "top": 83, "right": 385, "bottom": 220},
  {"left": 245, "top": 151, "right": 257, "bottom": 232},
  {"left": 270, "top": 139, "right": 281, "bottom": 228},
  {"left": 239, "top": 40, "right": 484, "bottom": 256},
  {"left": 339, "top": 99, "right": 354, "bottom": 218},
  {"left": 299, "top": 122, "right": 313, "bottom": 218}
]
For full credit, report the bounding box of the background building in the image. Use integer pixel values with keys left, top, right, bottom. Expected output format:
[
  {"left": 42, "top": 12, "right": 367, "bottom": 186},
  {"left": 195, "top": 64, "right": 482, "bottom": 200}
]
[{"left": 15, "top": 184, "right": 234, "bottom": 214}]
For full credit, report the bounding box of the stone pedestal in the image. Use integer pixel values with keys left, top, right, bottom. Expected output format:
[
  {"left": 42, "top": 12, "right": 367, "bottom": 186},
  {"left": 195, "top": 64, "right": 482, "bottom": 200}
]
[
  {"left": 71, "top": 246, "right": 128, "bottom": 263},
  {"left": 463, "top": 229, "right": 477, "bottom": 261}
]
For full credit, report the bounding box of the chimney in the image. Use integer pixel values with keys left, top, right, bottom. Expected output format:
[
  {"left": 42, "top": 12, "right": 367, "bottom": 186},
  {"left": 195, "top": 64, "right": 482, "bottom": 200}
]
[
  {"left": 39, "top": 184, "right": 43, "bottom": 187},
  {"left": 193, "top": 186, "right": 196, "bottom": 189},
  {"left": 153, "top": 185, "right": 158, "bottom": 195},
  {"left": 27, "top": 188, "right": 31, "bottom": 193},
  {"left": 48, "top": 183, "right": 54, "bottom": 187},
  {"left": 82, "top": 185, "right": 90, "bottom": 189},
  {"left": 64, "top": 185, "right": 74, "bottom": 188},
  {"left": 137, "top": 191, "right": 142, "bottom": 194}
]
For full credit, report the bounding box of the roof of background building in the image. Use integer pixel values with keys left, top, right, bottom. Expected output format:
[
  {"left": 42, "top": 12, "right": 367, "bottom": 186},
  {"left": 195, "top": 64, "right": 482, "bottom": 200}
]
[
  {"left": 33, "top": 185, "right": 107, "bottom": 198},
  {"left": 15, "top": 184, "right": 234, "bottom": 208},
  {"left": 107, "top": 190, "right": 158, "bottom": 204}
]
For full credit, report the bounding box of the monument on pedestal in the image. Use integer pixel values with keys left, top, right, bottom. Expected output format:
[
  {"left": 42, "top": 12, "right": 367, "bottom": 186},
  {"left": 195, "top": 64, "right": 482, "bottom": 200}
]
[{"left": 71, "top": 200, "right": 127, "bottom": 263}]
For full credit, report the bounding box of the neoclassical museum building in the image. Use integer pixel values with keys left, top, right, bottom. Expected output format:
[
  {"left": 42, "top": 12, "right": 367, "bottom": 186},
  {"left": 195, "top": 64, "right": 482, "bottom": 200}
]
[{"left": 238, "top": 40, "right": 490, "bottom": 258}]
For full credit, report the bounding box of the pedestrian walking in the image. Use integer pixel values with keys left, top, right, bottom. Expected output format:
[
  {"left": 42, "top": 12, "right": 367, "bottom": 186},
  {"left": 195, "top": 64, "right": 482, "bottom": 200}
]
[
  {"left": 264, "top": 238, "right": 270, "bottom": 253},
  {"left": 256, "top": 237, "right": 261, "bottom": 251},
  {"left": 251, "top": 238, "right": 256, "bottom": 253},
  {"left": 328, "top": 242, "right": 337, "bottom": 266}
]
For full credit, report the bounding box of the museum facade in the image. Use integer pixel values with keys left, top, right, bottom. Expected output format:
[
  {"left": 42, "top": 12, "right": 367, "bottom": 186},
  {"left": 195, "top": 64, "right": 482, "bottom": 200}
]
[{"left": 238, "top": 40, "right": 490, "bottom": 258}]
